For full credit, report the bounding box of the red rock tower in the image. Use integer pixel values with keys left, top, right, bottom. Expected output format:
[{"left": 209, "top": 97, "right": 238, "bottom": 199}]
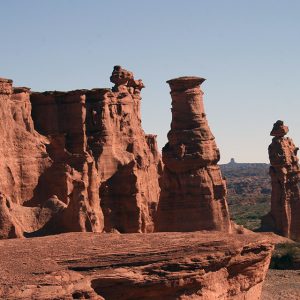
[
  {"left": 156, "top": 77, "right": 231, "bottom": 232},
  {"left": 88, "top": 66, "right": 162, "bottom": 233},
  {"left": 261, "top": 120, "right": 300, "bottom": 241}
]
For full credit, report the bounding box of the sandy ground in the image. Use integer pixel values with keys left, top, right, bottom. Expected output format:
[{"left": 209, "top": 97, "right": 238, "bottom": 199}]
[{"left": 262, "top": 269, "right": 300, "bottom": 299}]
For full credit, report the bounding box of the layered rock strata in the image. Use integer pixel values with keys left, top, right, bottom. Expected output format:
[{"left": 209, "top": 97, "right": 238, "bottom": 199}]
[
  {"left": 29, "top": 66, "right": 162, "bottom": 234},
  {"left": 156, "top": 77, "right": 231, "bottom": 232},
  {"left": 0, "top": 77, "right": 104, "bottom": 237},
  {"left": 0, "top": 79, "right": 56, "bottom": 238},
  {"left": 0, "top": 79, "right": 50, "bottom": 206},
  {"left": 0, "top": 231, "right": 274, "bottom": 299},
  {"left": 29, "top": 90, "right": 104, "bottom": 234},
  {"left": 261, "top": 120, "right": 300, "bottom": 241},
  {"left": 93, "top": 66, "right": 162, "bottom": 233},
  {"left": 1, "top": 66, "right": 161, "bottom": 237}
]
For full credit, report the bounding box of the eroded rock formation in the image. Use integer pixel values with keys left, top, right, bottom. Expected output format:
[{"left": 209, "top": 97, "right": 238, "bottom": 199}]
[
  {"left": 31, "top": 66, "right": 162, "bottom": 233},
  {"left": 0, "top": 78, "right": 59, "bottom": 238},
  {"left": 0, "top": 79, "right": 50, "bottom": 206},
  {"left": 0, "top": 77, "right": 102, "bottom": 237},
  {"left": 156, "top": 77, "right": 231, "bottom": 232},
  {"left": 0, "top": 66, "right": 161, "bottom": 238},
  {"left": 261, "top": 120, "right": 300, "bottom": 241},
  {"left": 0, "top": 231, "right": 274, "bottom": 299},
  {"left": 89, "top": 66, "right": 162, "bottom": 233}
]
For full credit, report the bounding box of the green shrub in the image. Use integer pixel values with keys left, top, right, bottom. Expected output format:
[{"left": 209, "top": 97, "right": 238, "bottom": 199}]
[{"left": 270, "top": 243, "right": 300, "bottom": 269}]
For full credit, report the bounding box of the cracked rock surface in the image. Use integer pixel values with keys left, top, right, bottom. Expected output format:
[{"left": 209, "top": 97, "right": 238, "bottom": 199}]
[{"left": 0, "top": 231, "right": 273, "bottom": 299}]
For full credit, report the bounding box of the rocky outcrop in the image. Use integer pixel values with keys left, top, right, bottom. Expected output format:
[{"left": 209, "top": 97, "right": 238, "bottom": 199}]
[
  {"left": 0, "top": 67, "right": 160, "bottom": 238},
  {"left": 0, "top": 79, "right": 51, "bottom": 206},
  {"left": 0, "top": 231, "right": 274, "bottom": 299},
  {"left": 30, "top": 66, "right": 162, "bottom": 233},
  {"left": 156, "top": 77, "right": 231, "bottom": 232},
  {"left": 0, "top": 192, "right": 67, "bottom": 239},
  {"left": 0, "top": 77, "right": 104, "bottom": 237},
  {"left": 86, "top": 66, "right": 162, "bottom": 233},
  {"left": 0, "top": 78, "right": 58, "bottom": 238},
  {"left": 261, "top": 120, "right": 300, "bottom": 241}
]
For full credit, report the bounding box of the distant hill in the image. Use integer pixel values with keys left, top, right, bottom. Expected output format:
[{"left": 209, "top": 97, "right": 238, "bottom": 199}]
[
  {"left": 220, "top": 159, "right": 271, "bottom": 198},
  {"left": 220, "top": 158, "right": 271, "bottom": 230}
]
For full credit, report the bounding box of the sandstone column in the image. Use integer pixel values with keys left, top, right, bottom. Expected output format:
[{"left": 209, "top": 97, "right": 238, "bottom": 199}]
[
  {"left": 30, "top": 90, "right": 104, "bottom": 233},
  {"left": 86, "top": 66, "right": 162, "bottom": 233},
  {"left": 156, "top": 76, "right": 231, "bottom": 232},
  {"left": 261, "top": 120, "right": 300, "bottom": 241}
]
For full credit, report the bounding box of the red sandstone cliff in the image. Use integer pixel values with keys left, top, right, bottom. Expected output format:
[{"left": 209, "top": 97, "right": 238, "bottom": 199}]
[
  {"left": 156, "top": 77, "right": 232, "bottom": 232},
  {"left": 0, "top": 80, "right": 50, "bottom": 206},
  {"left": 0, "top": 78, "right": 103, "bottom": 237},
  {"left": 30, "top": 66, "right": 162, "bottom": 234},
  {"left": 261, "top": 120, "right": 300, "bottom": 241},
  {"left": 0, "top": 79, "right": 56, "bottom": 238},
  {"left": 0, "top": 66, "right": 161, "bottom": 238},
  {"left": 29, "top": 90, "right": 104, "bottom": 234},
  {"left": 90, "top": 66, "right": 162, "bottom": 233},
  {"left": 0, "top": 71, "right": 275, "bottom": 299}
]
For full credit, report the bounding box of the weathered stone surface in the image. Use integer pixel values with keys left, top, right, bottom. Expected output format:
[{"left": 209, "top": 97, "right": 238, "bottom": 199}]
[
  {"left": 0, "top": 77, "right": 104, "bottom": 237},
  {"left": 0, "top": 232, "right": 273, "bottom": 299},
  {"left": 86, "top": 66, "right": 162, "bottom": 233},
  {"left": 0, "top": 78, "right": 51, "bottom": 207},
  {"left": 261, "top": 120, "right": 300, "bottom": 241},
  {"left": 28, "top": 66, "right": 161, "bottom": 234},
  {"left": 30, "top": 90, "right": 87, "bottom": 154},
  {"left": 156, "top": 77, "right": 231, "bottom": 232},
  {"left": 0, "top": 193, "right": 66, "bottom": 239},
  {"left": 25, "top": 95, "right": 100, "bottom": 234},
  {"left": 29, "top": 133, "right": 104, "bottom": 235}
]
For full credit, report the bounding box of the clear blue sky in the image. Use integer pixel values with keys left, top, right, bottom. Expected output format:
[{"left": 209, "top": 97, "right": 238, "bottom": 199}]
[{"left": 1, "top": 0, "right": 300, "bottom": 163}]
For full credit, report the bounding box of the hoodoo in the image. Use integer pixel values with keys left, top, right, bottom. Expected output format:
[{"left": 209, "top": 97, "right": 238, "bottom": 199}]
[
  {"left": 261, "top": 120, "right": 300, "bottom": 241},
  {"left": 156, "top": 76, "right": 231, "bottom": 232}
]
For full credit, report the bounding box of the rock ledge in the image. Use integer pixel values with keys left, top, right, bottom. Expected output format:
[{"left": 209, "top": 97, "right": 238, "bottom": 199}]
[{"left": 0, "top": 232, "right": 273, "bottom": 299}]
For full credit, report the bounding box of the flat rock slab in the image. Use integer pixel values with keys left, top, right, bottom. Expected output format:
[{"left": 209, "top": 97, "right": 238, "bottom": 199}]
[{"left": 0, "top": 232, "right": 273, "bottom": 299}]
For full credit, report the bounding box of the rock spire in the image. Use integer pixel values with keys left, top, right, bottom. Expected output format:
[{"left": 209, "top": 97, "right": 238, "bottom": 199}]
[
  {"left": 155, "top": 76, "right": 231, "bottom": 232},
  {"left": 261, "top": 120, "right": 300, "bottom": 240}
]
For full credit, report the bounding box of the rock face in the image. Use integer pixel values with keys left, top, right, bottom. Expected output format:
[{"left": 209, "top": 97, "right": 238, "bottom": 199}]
[
  {"left": 0, "top": 78, "right": 59, "bottom": 238},
  {"left": 156, "top": 77, "right": 231, "bottom": 232},
  {"left": 30, "top": 66, "right": 162, "bottom": 233},
  {"left": 0, "top": 77, "right": 103, "bottom": 237},
  {"left": 0, "top": 231, "right": 274, "bottom": 300},
  {"left": 0, "top": 192, "right": 69, "bottom": 239},
  {"left": 0, "top": 79, "right": 50, "bottom": 206},
  {"left": 0, "top": 66, "right": 161, "bottom": 238},
  {"left": 261, "top": 120, "right": 300, "bottom": 241},
  {"left": 29, "top": 90, "right": 104, "bottom": 234},
  {"left": 89, "top": 66, "right": 162, "bottom": 233}
]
